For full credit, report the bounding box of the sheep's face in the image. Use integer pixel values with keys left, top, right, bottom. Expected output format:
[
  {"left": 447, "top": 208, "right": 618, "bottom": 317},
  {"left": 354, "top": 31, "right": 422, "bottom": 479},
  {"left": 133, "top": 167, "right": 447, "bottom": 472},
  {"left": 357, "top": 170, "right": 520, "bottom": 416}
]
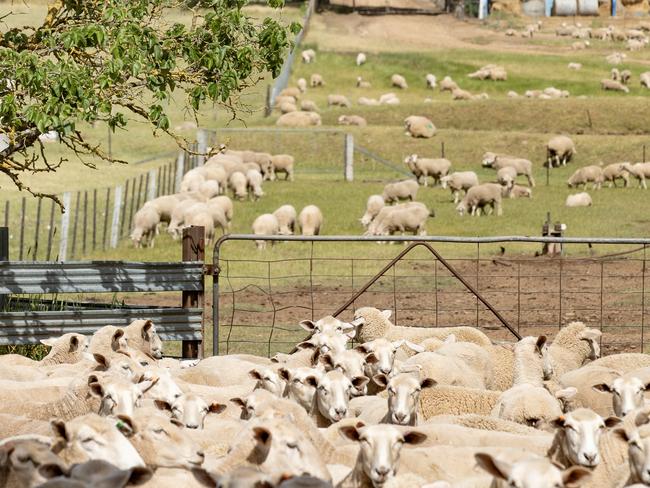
[
  {"left": 357, "top": 339, "right": 397, "bottom": 377},
  {"left": 579, "top": 329, "right": 602, "bottom": 362},
  {"left": 594, "top": 376, "right": 648, "bottom": 418},
  {"left": 552, "top": 409, "right": 621, "bottom": 468},
  {"left": 142, "top": 369, "right": 182, "bottom": 404},
  {"left": 130, "top": 228, "right": 144, "bottom": 247},
  {"left": 312, "top": 370, "right": 367, "bottom": 422},
  {"left": 158, "top": 394, "right": 225, "bottom": 429},
  {"left": 250, "top": 367, "right": 287, "bottom": 397},
  {"left": 279, "top": 367, "right": 321, "bottom": 412},
  {"left": 298, "top": 328, "right": 354, "bottom": 357},
  {"left": 51, "top": 414, "right": 145, "bottom": 470},
  {"left": 475, "top": 453, "right": 591, "bottom": 488},
  {"left": 321, "top": 351, "right": 369, "bottom": 396},
  {"left": 383, "top": 374, "right": 436, "bottom": 426},
  {"left": 0, "top": 440, "right": 66, "bottom": 487},
  {"left": 481, "top": 152, "right": 497, "bottom": 167},
  {"left": 617, "top": 420, "right": 650, "bottom": 485},
  {"left": 340, "top": 424, "right": 426, "bottom": 487},
  {"left": 456, "top": 201, "right": 467, "bottom": 216},
  {"left": 90, "top": 374, "right": 157, "bottom": 417}
]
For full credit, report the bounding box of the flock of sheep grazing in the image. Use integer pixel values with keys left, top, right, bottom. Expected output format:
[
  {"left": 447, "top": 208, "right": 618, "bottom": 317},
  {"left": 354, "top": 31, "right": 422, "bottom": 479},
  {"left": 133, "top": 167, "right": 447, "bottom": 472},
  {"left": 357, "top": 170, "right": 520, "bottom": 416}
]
[{"left": 6, "top": 311, "right": 650, "bottom": 487}]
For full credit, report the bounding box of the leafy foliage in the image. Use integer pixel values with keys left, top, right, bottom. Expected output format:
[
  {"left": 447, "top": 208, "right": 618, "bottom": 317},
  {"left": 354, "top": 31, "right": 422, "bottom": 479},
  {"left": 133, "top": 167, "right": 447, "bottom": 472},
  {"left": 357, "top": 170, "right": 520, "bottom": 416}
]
[{"left": 0, "top": 0, "right": 300, "bottom": 203}]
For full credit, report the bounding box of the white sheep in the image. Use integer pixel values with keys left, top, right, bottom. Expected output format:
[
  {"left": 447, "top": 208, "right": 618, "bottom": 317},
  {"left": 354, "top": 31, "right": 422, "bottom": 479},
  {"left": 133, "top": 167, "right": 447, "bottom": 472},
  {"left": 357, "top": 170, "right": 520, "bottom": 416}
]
[
  {"left": 366, "top": 202, "right": 432, "bottom": 238},
  {"left": 382, "top": 179, "right": 419, "bottom": 203},
  {"left": 300, "top": 99, "right": 319, "bottom": 112},
  {"left": 640, "top": 72, "right": 650, "bottom": 89},
  {"left": 297, "top": 78, "right": 307, "bottom": 92},
  {"left": 425, "top": 74, "right": 437, "bottom": 89},
  {"left": 327, "top": 94, "right": 351, "bottom": 108},
  {"left": 356, "top": 52, "right": 366, "bottom": 66},
  {"left": 273, "top": 205, "right": 297, "bottom": 235},
  {"left": 245, "top": 169, "right": 264, "bottom": 201},
  {"left": 566, "top": 192, "right": 593, "bottom": 207},
  {"left": 404, "top": 116, "right": 436, "bottom": 138},
  {"left": 547, "top": 135, "right": 576, "bottom": 167},
  {"left": 131, "top": 206, "right": 160, "bottom": 248},
  {"left": 482, "top": 152, "right": 535, "bottom": 187},
  {"left": 356, "top": 76, "right": 371, "bottom": 89},
  {"left": 252, "top": 213, "right": 280, "bottom": 250},
  {"left": 440, "top": 171, "right": 479, "bottom": 204},
  {"left": 496, "top": 166, "right": 518, "bottom": 189},
  {"left": 439, "top": 76, "right": 458, "bottom": 92},
  {"left": 602, "top": 163, "right": 630, "bottom": 188},
  {"left": 601, "top": 79, "right": 629, "bottom": 93},
  {"left": 301, "top": 49, "right": 316, "bottom": 63},
  {"left": 568, "top": 62, "right": 583, "bottom": 70},
  {"left": 338, "top": 114, "right": 367, "bottom": 127},
  {"left": 391, "top": 74, "right": 408, "bottom": 89},
  {"left": 567, "top": 165, "right": 604, "bottom": 190},
  {"left": 310, "top": 73, "right": 325, "bottom": 87},
  {"left": 360, "top": 195, "right": 385, "bottom": 228},
  {"left": 456, "top": 183, "right": 503, "bottom": 217},
  {"left": 276, "top": 111, "right": 321, "bottom": 127},
  {"left": 403, "top": 154, "right": 451, "bottom": 187},
  {"left": 298, "top": 205, "right": 323, "bottom": 236}
]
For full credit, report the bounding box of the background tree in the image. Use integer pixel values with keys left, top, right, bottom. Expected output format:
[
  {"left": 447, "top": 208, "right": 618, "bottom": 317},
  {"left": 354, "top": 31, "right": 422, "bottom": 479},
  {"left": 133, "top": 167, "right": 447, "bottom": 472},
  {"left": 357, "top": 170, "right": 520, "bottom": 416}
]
[{"left": 0, "top": 0, "right": 299, "bottom": 202}]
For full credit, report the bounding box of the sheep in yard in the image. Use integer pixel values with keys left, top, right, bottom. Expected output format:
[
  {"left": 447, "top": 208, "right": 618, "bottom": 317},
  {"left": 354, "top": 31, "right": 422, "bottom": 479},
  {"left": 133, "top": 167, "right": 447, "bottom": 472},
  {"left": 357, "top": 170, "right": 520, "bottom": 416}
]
[
  {"left": 482, "top": 152, "right": 535, "bottom": 187},
  {"left": 567, "top": 165, "right": 604, "bottom": 190},
  {"left": 310, "top": 73, "right": 325, "bottom": 87},
  {"left": 327, "top": 94, "right": 351, "bottom": 108},
  {"left": 621, "top": 162, "right": 650, "bottom": 189},
  {"left": 338, "top": 114, "right": 367, "bottom": 127},
  {"left": 184, "top": 211, "right": 215, "bottom": 245},
  {"left": 382, "top": 179, "right": 419, "bottom": 204},
  {"left": 300, "top": 99, "right": 319, "bottom": 112},
  {"left": 358, "top": 96, "right": 380, "bottom": 106},
  {"left": 298, "top": 205, "right": 323, "bottom": 236},
  {"left": 131, "top": 206, "right": 160, "bottom": 248},
  {"left": 404, "top": 115, "right": 436, "bottom": 138},
  {"left": 641, "top": 72, "right": 650, "bottom": 88},
  {"left": 546, "top": 135, "right": 576, "bottom": 167},
  {"left": 279, "top": 101, "right": 297, "bottom": 114},
  {"left": 365, "top": 202, "right": 433, "bottom": 238},
  {"left": 439, "top": 76, "right": 458, "bottom": 92},
  {"left": 356, "top": 52, "right": 366, "bottom": 66},
  {"left": 440, "top": 171, "right": 479, "bottom": 204},
  {"left": 252, "top": 214, "right": 280, "bottom": 250},
  {"left": 572, "top": 41, "right": 590, "bottom": 50},
  {"left": 621, "top": 69, "right": 632, "bottom": 85},
  {"left": 601, "top": 79, "right": 629, "bottom": 93},
  {"left": 566, "top": 192, "right": 593, "bottom": 207},
  {"left": 273, "top": 205, "right": 297, "bottom": 235},
  {"left": 496, "top": 166, "right": 517, "bottom": 189},
  {"left": 602, "top": 163, "right": 630, "bottom": 187},
  {"left": 547, "top": 322, "right": 601, "bottom": 377},
  {"left": 425, "top": 74, "right": 437, "bottom": 88},
  {"left": 246, "top": 169, "right": 264, "bottom": 200},
  {"left": 141, "top": 194, "right": 180, "bottom": 226},
  {"left": 356, "top": 76, "right": 371, "bottom": 89},
  {"left": 301, "top": 49, "right": 315, "bottom": 63},
  {"left": 452, "top": 87, "right": 473, "bottom": 100},
  {"left": 228, "top": 171, "right": 248, "bottom": 201},
  {"left": 297, "top": 78, "right": 307, "bottom": 92},
  {"left": 456, "top": 183, "right": 503, "bottom": 216},
  {"left": 269, "top": 154, "right": 295, "bottom": 182},
  {"left": 379, "top": 92, "right": 400, "bottom": 105},
  {"left": 506, "top": 185, "right": 533, "bottom": 199},
  {"left": 360, "top": 195, "right": 385, "bottom": 228},
  {"left": 391, "top": 74, "right": 408, "bottom": 89},
  {"left": 276, "top": 111, "right": 321, "bottom": 127},
  {"left": 628, "top": 38, "right": 648, "bottom": 51},
  {"left": 403, "top": 154, "right": 451, "bottom": 187},
  {"left": 568, "top": 62, "right": 583, "bottom": 70},
  {"left": 279, "top": 87, "right": 301, "bottom": 99}
]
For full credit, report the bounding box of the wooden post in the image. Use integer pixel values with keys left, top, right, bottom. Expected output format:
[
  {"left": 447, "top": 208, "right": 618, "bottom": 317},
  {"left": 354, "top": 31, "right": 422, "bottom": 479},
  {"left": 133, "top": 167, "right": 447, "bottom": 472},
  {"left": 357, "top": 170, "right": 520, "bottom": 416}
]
[
  {"left": 147, "top": 169, "right": 157, "bottom": 201},
  {"left": 59, "top": 192, "right": 72, "bottom": 261},
  {"left": 161, "top": 165, "right": 168, "bottom": 197},
  {"left": 265, "top": 85, "right": 272, "bottom": 117},
  {"left": 128, "top": 177, "right": 137, "bottom": 232},
  {"left": 3, "top": 201, "right": 8, "bottom": 227},
  {"left": 71, "top": 191, "right": 80, "bottom": 259},
  {"left": 156, "top": 167, "right": 162, "bottom": 197},
  {"left": 197, "top": 129, "right": 208, "bottom": 166},
  {"left": 175, "top": 151, "right": 185, "bottom": 192},
  {"left": 102, "top": 188, "right": 110, "bottom": 251},
  {"left": 18, "top": 197, "right": 25, "bottom": 260},
  {"left": 182, "top": 226, "right": 204, "bottom": 359},
  {"left": 110, "top": 186, "right": 123, "bottom": 248},
  {"left": 32, "top": 197, "right": 42, "bottom": 261},
  {"left": 135, "top": 174, "right": 144, "bottom": 214},
  {"left": 82, "top": 191, "right": 88, "bottom": 256},
  {"left": 120, "top": 179, "right": 130, "bottom": 238},
  {"left": 46, "top": 200, "right": 55, "bottom": 261},
  {"left": 92, "top": 189, "right": 97, "bottom": 251},
  {"left": 344, "top": 133, "right": 354, "bottom": 182},
  {"left": 0, "top": 227, "right": 7, "bottom": 310},
  {"left": 441, "top": 141, "right": 445, "bottom": 158}
]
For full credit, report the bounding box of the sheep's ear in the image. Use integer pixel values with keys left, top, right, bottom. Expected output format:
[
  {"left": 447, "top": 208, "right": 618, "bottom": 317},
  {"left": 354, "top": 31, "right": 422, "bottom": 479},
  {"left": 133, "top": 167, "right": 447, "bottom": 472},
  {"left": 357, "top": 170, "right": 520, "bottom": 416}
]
[
  {"left": 299, "top": 320, "right": 317, "bottom": 332},
  {"left": 115, "top": 415, "right": 136, "bottom": 436},
  {"left": 562, "top": 466, "right": 592, "bottom": 488},
  {"left": 305, "top": 376, "right": 319, "bottom": 388},
  {"left": 69, "top": 335, "right": 80, "bottom": 351},
  {"left": 295, "top": 341, "right": 315, "bottom": 350},
  {"left": 352, "top": 376, "right": 369, "bottom": 389},
  {"left": 555, "top": 387, "right": 577, "bottom": 401},
  {"left": 189, "top": 467, "right": 215, "bottom": 488},
  {"left": 230, "top": 398, "right": 246, "bottom": 408},
  {"left": 114, "top": 328, "right": 125, "bottom": 339},
  {"left": 249, "top": 369, "right": 263, "bottom": 380},
  {"left": 551, "top": 416, "right": 566, "bottom": 429},
  {"left": 339, "top": 425, "right": 361, "bottom": 442},
  {"left": 381, "top": 310, "right": 392, "bottom": 319},
  {"left": 154, "top": 400, "right": 172, "bottom": 412},
  {"left": 403, "top": 340, "right": 425, "bottom": 353},
  {"left": 604, "top": 416, "right": 622, "bottom": 429},
  {"left": 137, "top": 376, "right": 159, "bottom": 393},
  {"left": 636, "top": 412, "right": 650, "bottom": 427},
  {"left": 50, "top": 420, "right": 69, "bottom": 442},
  {"left": 421, "top": 378, "right": 437, "bottom": 389},
  {"left": 365, "top": 352, "right": 378, "bottom": 365},
  {"left": 40, "top": 338, "right": 56, "bottom": 347},
  {"left": 613, "top": 428, "right": 631, "bottom": 443},
  {"left": 89, "top": 382, "right": 104, "bottom": 398},
  {"left": 278, "top": 368, "right": 291, "bottom": 382},
  {"left": 373, "top": 374, "right": 389, "bottom": 389},
  {"left": 402, "top": 431, "right": 427, "bottom": 445},
  {"left": 252, "top": 427, "right": 272, "bottom": 447},
  {"left": 92, "top": 353, "right": 109, "bottom": 368},
  {"left": 580, "top": 329, "right": 602, "bottom": 341},
  {"left": 355, "top": 344, "right": 371, "bottom": 354},
  {"left": 209, "top": 403, "right": 226, "bottom": 414},
  {"left": 38, "top": 463, "right": 67, "bottom": 479},
  {"left": 319, "top": 354, "right": 335, "bottom": 370},
  {"left": 535, "top": 336, "right": 548, "bottom": 354},
  {"left": 474, "top": 453, "right": 511, "bottom": 481},
  {"left": 142, "top": 320, "right": 154, "bottom": 338},
  {"left": 592, "top": 383, "right": 613, "bottom": 393}
]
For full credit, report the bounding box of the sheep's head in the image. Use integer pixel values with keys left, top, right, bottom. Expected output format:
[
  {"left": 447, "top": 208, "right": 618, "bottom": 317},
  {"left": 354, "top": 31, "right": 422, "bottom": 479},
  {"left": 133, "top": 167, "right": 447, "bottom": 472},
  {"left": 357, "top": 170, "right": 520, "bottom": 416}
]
[
  {"left": 356, "top": 339, "right": 423, "bottom": 378},
  {"left": 579, "top": 328, "right": 602, "bottom": 362},
  {"left": 481, "top": 152, "right": 497, "bottom": 167},
  {"left": 250, "top": 367, "right": 287, "bottom": 397},
  {"left": 129, "top": 319, "right": 163, "bottom": 359},
  {"left": 130, "top": 228, "right": 144, "bottom": 247},
  {"left": 89, "top": 372, "right": 158, "bottom": 417},
  {"left": 0, "top": 439, "right": 66, "bottom": 487},
  {"left": 551, "top": 408, "right": 621, "bottom": 468},
  {"left": 375, "top": 373, "right": 436, "bottom": 425},
  {"left": 310, "top": 370, "right": 367, "bottom": 422},
  {"left": 475, "top": 453, "right": 591, "bottom": 488},
  {"left": 339, "top": 423, "right": 426, "bottom": 487},
  {"left": 51, "top": 414, "right": 145, "bottom": 470},
  {"left": 593, "top": 376, "right": 650, "bottom": 418},
  {"left": 279, "top": 367, "right": 322, "bottom": 412},
  {"left": 353, "top": 308, "right": 393, "bottom": 342},
  {"left": 156, "top": 394, "right": 225, "bottom": 429},
  {"left": 615, "top": 413, "right": 650, "bottom": 485},
  {"left": 456, "top": 201, "right": 467, "bottom": 216},
  {"left": 319, "top": 351, "right": 371, "bottom": 396}
]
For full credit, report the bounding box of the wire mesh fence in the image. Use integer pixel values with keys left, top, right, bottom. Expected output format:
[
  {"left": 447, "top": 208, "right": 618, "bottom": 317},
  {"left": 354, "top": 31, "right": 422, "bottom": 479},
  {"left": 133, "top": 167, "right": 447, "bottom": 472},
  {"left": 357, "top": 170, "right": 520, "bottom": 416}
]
[{"left": 212, "top": 235, "right": 650, "bottom": 357}]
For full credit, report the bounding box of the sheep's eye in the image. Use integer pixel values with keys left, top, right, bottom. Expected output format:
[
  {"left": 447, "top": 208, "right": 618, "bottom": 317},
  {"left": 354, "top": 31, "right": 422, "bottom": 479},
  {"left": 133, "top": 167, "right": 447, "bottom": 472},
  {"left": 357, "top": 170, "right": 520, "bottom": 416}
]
[
  {"left": 153, "top": 428, "right": 166, "bottom": 435},
  {"left": 81, "top": 438, "right": 95, "bottom": 444},
  {"left": 287, "top": 442, "right": 299, "bottom": 450},
  {"left": 16, "top": 455, "right": 30, "bottom": 463},
  {"left": 263, "top": 377, "right": 272, "bottom": 382},
  {"left": 172, "top": 406, "right": 181, "bottom": 413},
  {"left": 614, "top": 391, "right": 621, "bottom": 396},
  {"left": 336, "top": 326, "right": 343, "bottom": 332},
  {"left": 140, "top": 361, "right": 149, "bottom": 366},
  {"left": 293, "top": 379, "right": 301, "bottom": 383}
]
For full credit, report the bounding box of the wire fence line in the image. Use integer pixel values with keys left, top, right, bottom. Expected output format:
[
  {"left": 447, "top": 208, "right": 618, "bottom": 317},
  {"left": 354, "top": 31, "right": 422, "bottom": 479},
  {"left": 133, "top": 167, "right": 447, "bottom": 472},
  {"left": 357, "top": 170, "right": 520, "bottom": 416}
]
[{"left": 211, "top": 234, "right": 650, "bottom": 357}]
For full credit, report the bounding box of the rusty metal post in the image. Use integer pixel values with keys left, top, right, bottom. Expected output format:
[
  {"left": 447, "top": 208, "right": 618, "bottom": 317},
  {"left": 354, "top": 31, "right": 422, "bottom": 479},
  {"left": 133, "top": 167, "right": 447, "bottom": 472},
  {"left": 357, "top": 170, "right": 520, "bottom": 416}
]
[{"left": 182, "top": 226, "right": 205, "bottom": 359}]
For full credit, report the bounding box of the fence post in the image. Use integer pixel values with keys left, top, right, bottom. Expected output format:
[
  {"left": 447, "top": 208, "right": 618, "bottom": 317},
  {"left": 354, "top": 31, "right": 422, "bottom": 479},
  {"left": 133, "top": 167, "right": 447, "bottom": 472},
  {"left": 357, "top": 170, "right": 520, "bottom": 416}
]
[
  {"left": 344, "top": 133, "right": 354, "bottom": 182},
  {"left": 0, "top": 227, "right": 7, "bottom": 310},
  {"left": 46, "top": 200, "right": 55, "bottom": 261},
  {"left": 182, "top": 226, "right": 204, "bottom": 359},
  {"left": 197, "top": 129, "right": 208, "bottom": 166},
  {"left": 147, "top": 170, "right": 157, "bottom": 201},
  {"left": 33, "top": 197, "right": 42, "bottom": 261},
  {"left": 18, "top": 197, "right": 25, "bottom": 260},
  {"left": 110, "top": 186, "right": 123, "bottom": 248},
  {"left": 59, "top": 192, "right": 72, "bottom": 261},
  {"left": 265, "top": 85, "right": 273, "bottom": 117},
  {"left": 175, "top": 151, "right": 185, "bottom": 192}
]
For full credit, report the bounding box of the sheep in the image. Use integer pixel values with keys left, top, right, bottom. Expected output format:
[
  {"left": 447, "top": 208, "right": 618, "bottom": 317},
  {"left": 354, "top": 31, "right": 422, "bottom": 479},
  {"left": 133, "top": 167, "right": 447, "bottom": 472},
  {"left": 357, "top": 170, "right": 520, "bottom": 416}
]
[
  {"left": 356, "top": 52, "right": 366, "bottom": 66},
  {"left": 353, "top": 307, "right": 492, "bottom": 348},
  {"left": 269, "top": 154, "right": 295, "bottom": 182},
  {"left": 365, "top": 202, "right": 433, "bottom": 238},
  {"left": 251, "top": 214, "right": 280, "bottom": 250},
  {"left": 141, "top": 194, "right": 181, "bottom": 226},
  {"left": 279, "top": 87, "right": 301, "bottom": 99},
  {"left": 208, "top": 195, "right": 234, "bottom": 226},
  {"left": 245, "top": 169, "right": 264, "bottom": 201},
  {"left": 360, "top": 195, "right": 385, "bottom": 228},
  {"left": 439, "top": 76, "right": 458, "bottom": 92},
  {"left": 592, "top": 368, "right": 650, "bottom": 418},
  {"left": 273, "top": 205, "right": 297, "bottom": 235},
  {"left": 276, "top": 111, "right": 321, "bottom": 127},
  {"left": 601, "top": 79, "right": 630, "bottom": 93},
  {"left": 572, "top": 41, "right": 590, "bottom": 50},
  {"left": 403, "top": 154, "right": 451, "bottom": 187},
  {"left": 183, "top": 212, "right": 215, "bottom": 244},
  {"left": 382, "top": 179, "right": 419, "bottom": 204},
  {"left": 641, "top": 72, "right": 650, "bottom": 88},
  {"left": 131, "top": 206, "right": 160, "bottom": 248},
  {"left": 568, "top": 62, "right": 583, "bottom": 70},
  {"left": 620, "top": 69, "right": 632, "bottom": 84},
  {"left": 419, "top": 383, "right": 503, "bottom": 418},
  {"left": 358, "top": 97, "right": 380, "bottom": 106},
  {"left": 275, "top": 95, "right": 296, "bottom": 107},
  {"left": 301, "top": 49, "right": 315, "bottom": 63},
  {"left": 546, "top": 135, "right": 576, "bottom": 167},
  {"left": 124, "top": 319, "right": 162, "bottom": 359},
  {"left": 297, "top": 78, "right": 307, "bottom": 92},
  {"left": 356, "top": 76, "right": 371, "bottom": 89},
  {"left": 566, "top": 192, "right": 593, "bottom": 207},
  {"left": 425, "top": 74, "right": 437, "bottom": 89},
  {"left": 310, "top": 73, "right": 325, "bottom": 87},
  {"left": 300, "top": 99, "right": 319, "bottom": 112},
  {"left": 496, "top": 166, "right": 517, "bottom": 189},
  {"left": 615, "top": 416, "right": 650, "bottom": 486},
  {"left": 606, "top": 52, "right": 627, "bottom": 64},
  {"left": 628, "top": 38, "right": 647, "bottom": 51},
  {"left": 456, "top": 183, "right": 503, "bottom": 217},
  {"left": 338, "top": 115, "right": 367, "bottom": 127},
  {"left": 440, "top": 171, "right": 479, "bottom": 204},
  {"left": 452, "top": 87, "right": 473, "bottom": 100},
  {"left": 475, "top": 453, "right": 592, "bottom": 488},
  {"left": 180, "top": 169, "right": 205, "bottom": 193},
  {"left": 298, "top": 205, "right": 323, "bottom": 236},
  {"left": 391, "top": 74, "right": 408, "bottom": 89},
  {"left": 602, "top": 163, "right": 630, "bottom": 187},
  {"left": 279, "top": 101, "right": 297, "bottom": 114},
  {"left": 505, "top": 29, "right": 515, "bottom": 36},
  {"left": 567, "top": 165, "right": 604, "bottom": 190},
  {"left": 337, "top": 423, "right": 427, "bottom": 487},
  {"left": 621, "top": 162, "right": 650, "bottom": 189},
  {"left": 547, "top": 322, "right": 601, "bottom": 377},
  {"left": 327, "top": 94, "right": 351, "bottom": 108},
  {"left": 611, "top": 67, "right": 620, "bottom": 80},
  {"left": 404, "top": 115, "right": 436, "bottom": 138},
  {"left": 0, "top": 333, "right": 88, "bottom": 370},
  {"left": 379, "top": 92, "right": 400, "bottom": 105},
  {"left": 198, "top": 179, "right": 220, "bottom": 199},
  {"left": 482, "top": 152, "right": 535, "bottom": 187},
  {"left": 227, "top": 171, "right": 247, "bottom": 201}
]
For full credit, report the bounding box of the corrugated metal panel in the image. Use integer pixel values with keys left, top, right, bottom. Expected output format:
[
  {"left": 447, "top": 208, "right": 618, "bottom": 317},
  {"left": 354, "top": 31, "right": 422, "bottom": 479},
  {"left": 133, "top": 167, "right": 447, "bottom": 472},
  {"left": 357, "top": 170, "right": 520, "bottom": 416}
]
[
  {"left": 0, "top": 308, "right": 202, "bottom": 344},
  {"left": 553, "top": 0, "right": 598, "bottom": 14},
  {"left": 0, "top": 261, "right": 204, "bottom": 294}
]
